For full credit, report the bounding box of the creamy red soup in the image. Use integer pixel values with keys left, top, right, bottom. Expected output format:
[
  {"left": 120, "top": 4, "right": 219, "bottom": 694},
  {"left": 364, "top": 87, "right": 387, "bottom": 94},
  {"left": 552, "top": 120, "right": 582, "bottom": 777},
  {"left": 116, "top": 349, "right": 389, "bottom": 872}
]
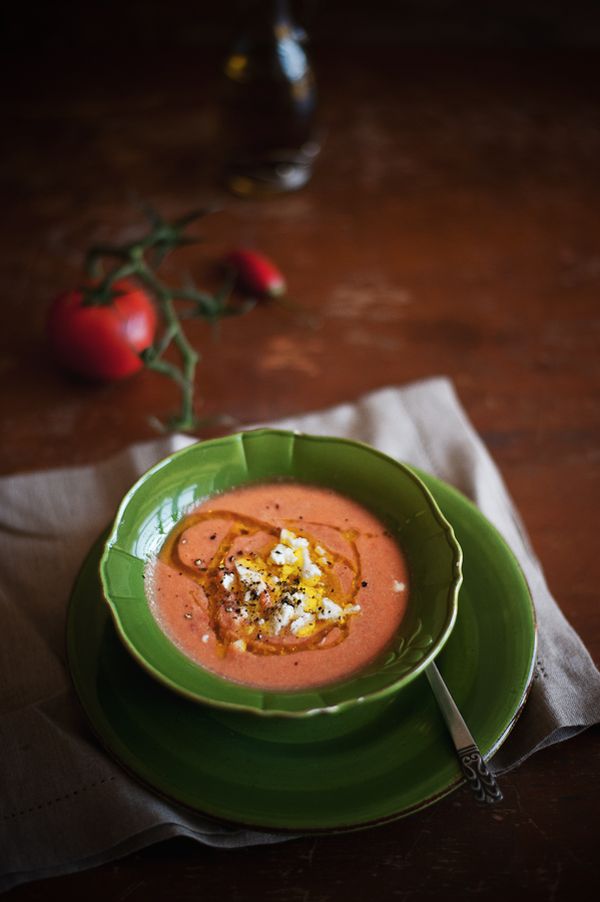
[{"left": 146, "top": 482, "right": 409, "bottom": 691}]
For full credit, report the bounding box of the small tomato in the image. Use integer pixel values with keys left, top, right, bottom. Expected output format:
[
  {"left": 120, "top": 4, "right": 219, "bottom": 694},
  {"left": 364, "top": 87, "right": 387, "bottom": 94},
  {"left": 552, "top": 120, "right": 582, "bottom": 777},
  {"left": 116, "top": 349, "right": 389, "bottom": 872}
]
[
  {"left": 46, "top": 280, "right": 157, "bottom": 381},
  {"left": 226, "top": 249, "right": 286, "bottom": 298}
]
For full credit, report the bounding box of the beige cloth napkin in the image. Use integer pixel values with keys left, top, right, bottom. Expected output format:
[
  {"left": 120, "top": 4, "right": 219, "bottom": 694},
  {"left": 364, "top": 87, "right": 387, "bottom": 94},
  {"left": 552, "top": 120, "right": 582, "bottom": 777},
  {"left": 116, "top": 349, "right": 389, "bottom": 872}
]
[{"left": 1, "top": 377, "right": 599, "bottom": 892}]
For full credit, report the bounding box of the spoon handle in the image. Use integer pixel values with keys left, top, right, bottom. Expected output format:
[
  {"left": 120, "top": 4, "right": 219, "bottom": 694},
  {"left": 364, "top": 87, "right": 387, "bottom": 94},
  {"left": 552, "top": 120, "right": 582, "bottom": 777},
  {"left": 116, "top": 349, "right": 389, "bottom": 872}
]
[{"left": 425, "top": 662, "right": 503, "bottom": 804}]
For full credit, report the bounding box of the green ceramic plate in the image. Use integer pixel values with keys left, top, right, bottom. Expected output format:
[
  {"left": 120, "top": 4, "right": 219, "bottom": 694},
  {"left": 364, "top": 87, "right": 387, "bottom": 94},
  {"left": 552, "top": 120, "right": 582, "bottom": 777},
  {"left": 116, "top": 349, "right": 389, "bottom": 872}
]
[
  {"left": 100, "top": 431, "right": 463, "bottom": 717},
  {"left": 67, "top": 471, "right": 536, "bottom": 831}
]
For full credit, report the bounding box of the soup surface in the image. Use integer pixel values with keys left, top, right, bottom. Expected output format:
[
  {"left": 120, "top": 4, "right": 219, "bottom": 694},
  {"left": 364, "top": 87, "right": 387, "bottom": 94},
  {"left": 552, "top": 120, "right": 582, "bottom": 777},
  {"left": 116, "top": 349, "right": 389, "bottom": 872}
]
[{"left": 147, "top": 481, "right": 409, "bottom": 690}]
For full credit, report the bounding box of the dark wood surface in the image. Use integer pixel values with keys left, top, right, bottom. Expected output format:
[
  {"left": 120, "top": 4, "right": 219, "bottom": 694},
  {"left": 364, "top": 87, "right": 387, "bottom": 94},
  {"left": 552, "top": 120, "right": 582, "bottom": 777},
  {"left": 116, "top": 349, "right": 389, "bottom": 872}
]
[{"left": 2, "top": 39, "right": 599, "bottom": 901}]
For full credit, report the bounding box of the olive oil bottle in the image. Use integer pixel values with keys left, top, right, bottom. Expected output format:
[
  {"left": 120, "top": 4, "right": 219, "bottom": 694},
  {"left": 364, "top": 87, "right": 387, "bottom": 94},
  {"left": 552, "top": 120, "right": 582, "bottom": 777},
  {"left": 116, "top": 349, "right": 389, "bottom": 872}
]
[{"left": 222, "top": 0, "right": 319, "bottom": 197}]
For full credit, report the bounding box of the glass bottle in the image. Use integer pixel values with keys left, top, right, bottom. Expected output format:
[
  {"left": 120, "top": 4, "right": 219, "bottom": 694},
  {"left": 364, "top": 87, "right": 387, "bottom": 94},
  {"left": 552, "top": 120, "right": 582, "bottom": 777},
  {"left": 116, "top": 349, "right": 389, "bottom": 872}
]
[{"left": 221, "top": 0, "right": 319, "bottom": 197}]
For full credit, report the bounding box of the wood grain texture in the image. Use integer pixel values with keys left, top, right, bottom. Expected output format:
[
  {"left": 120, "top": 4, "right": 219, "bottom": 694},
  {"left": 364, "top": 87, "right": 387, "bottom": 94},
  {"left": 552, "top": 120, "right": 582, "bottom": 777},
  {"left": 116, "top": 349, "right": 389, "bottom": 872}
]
[{"left": 2, "top": 41, "right": 599, "bottom": 902}]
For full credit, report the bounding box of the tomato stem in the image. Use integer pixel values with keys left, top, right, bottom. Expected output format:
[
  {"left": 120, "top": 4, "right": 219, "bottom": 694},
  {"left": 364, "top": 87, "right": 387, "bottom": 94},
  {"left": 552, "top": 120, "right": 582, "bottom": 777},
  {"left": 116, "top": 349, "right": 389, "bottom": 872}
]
[{"left": 84, "top": 210, "right": 248, "bottom": 432}]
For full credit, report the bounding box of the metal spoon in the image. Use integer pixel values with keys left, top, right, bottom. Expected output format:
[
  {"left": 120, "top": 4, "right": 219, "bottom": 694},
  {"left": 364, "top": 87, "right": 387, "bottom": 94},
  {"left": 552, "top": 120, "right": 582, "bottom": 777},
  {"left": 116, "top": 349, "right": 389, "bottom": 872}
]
[{"left": 426, "top": 662, "right": 503, "bottom": 803}]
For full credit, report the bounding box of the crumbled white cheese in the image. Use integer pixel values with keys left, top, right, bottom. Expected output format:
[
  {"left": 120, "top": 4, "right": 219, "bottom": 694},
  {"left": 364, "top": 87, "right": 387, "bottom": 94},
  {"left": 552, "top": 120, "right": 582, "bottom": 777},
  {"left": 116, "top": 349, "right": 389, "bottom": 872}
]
[
  {"left": 290, "top": 611, "right": 315, "bottom": 634},
  {"left": 221, "top": 572, "right": 235, "bottom": 591},
  {"left": 281, "top": 528, "right": 308, "bottom": 549},
  {"left": 319, "top": 597, "right": 344, "bottom": 620},
  {"left": 301, "top": 554, "right": 322, "bottom": 581},
  {"left": 393, "top": 580, "right": 406, "bottom": 592},
  {"left": 201, "top": 633, "right": 210, "bottom": 644},
  {"left": 270, "top": 543, "right": 296, "bottom": 566},
  {"left": 235, "top": 562, "right": 267, "bottom": 596},
  {"left": 275, "top": 528, "right": 322, "bottom": 581},
  {"left": 289, "top": 590, "right": 307, "bottom": 606},
  {"left": 272, "top": 602, "right": 295, "bottom": 635}
]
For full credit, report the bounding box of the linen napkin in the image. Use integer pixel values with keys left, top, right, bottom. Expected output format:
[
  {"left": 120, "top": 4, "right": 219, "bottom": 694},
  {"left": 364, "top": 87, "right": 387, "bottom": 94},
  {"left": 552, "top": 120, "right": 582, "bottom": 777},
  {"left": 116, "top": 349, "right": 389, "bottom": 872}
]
[{"left": 1, "top": 377, "right": 599, "bottom": 892}]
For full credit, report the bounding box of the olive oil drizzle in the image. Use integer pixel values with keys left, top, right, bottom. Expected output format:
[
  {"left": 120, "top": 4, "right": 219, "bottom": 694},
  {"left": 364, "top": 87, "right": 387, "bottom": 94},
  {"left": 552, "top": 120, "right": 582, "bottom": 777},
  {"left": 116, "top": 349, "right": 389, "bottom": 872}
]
[{"left": 159, "top": 508, "right": 364, "bottom": 656}]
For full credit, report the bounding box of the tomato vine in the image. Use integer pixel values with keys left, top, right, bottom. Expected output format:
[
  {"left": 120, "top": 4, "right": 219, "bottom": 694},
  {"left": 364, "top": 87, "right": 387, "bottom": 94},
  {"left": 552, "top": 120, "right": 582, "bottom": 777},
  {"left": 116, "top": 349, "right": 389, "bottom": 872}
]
[{"left": 83, "top": 208, "right": 255, "bottom": 432}]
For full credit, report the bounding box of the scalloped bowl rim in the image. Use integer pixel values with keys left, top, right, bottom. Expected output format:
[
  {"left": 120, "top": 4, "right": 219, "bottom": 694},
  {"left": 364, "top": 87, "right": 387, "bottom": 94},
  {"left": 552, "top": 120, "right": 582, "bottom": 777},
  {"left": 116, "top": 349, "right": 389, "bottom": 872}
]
[{"left": 99, "top": 430, "right": 463, "bottom": 718}]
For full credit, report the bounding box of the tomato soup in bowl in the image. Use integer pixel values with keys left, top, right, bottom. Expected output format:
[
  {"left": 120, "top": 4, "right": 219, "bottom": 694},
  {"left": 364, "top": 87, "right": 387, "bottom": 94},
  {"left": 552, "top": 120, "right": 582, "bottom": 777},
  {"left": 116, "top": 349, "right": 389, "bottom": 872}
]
[
  {"left": 100, "top": 430, "right": 462, "bottom": 717},
  {"left": 148, "top": 481, "right": 410, "bottom": 692}
]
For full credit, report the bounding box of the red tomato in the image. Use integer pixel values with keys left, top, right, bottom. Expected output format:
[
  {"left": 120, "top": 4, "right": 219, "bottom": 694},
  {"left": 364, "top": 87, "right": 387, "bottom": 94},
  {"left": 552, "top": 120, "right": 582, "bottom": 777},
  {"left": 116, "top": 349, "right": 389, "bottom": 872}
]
[
  {"left": 226, "top": 249, "right": 286, "bottom": 298},
  {"left": 46, "top": 280, "right": 157, "bottom": 381}
]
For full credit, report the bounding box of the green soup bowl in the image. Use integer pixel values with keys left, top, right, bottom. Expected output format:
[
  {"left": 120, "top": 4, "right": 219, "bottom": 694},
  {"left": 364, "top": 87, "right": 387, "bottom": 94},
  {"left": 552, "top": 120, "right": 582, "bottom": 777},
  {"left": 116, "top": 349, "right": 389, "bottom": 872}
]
[{"left": 99, "top": 429, "right": 462, "bottom": 718}]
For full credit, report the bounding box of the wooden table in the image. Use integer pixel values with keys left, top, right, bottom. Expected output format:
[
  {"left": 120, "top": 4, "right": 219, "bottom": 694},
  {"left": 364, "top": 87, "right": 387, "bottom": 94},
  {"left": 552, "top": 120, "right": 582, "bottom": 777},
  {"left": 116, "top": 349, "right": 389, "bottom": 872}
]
[{"left": 3, "top": 42, "right": 599, "bottom": 901}]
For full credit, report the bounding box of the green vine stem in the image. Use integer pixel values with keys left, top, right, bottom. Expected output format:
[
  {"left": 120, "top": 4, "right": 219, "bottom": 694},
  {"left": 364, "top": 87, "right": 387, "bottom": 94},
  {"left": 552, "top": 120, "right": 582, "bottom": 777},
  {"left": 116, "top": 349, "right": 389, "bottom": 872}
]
[{"left": 83, "top": 209, "right": 249, "bottom": 432}]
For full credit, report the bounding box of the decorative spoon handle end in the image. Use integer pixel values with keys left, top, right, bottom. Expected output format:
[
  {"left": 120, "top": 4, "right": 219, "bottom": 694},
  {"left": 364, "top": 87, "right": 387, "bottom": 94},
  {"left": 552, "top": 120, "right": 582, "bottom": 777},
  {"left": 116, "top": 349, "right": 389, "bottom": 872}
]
[{"left": 458, "top": 744, "right": 503, "bottom": 804}]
